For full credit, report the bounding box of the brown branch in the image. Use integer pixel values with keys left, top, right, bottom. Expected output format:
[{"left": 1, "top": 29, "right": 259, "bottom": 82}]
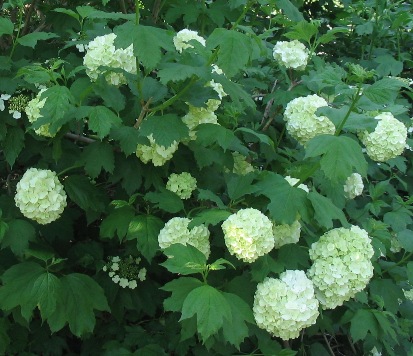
[
  {"left": 323, "top": 333, "right": 336, "bottom": 356},
  {"left": 65, "top": 132, "right": 95, "bottom": 144},
  {"left": 21, "top": 0, "right": 38, "bottom": 36},
  {"left": 134, "top": 97, "right": 153, "bottom": 129},
  {"left": 120, "top": 0, "right": 127, "bottom": 14},
  {"left": 260, "top": 79, "right": 278, "bottom": 125}
]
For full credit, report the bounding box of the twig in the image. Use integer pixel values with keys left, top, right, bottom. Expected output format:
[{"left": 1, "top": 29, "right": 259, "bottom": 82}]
[
  {"left": 21, "top": 0, "right": 38, "bottom": 36},
  {"left": 347, "top": 335, "right": 357, "bottom": 355},
  {"left": 323, "top": 333, "right": 335, "bottom": 356},
  {"left": 65, "top": 132, "right": 95, "bottom": 144},
  {"left": 260, "top": 79, "right": 277, "bottom": 125},
  {"left": 120, "top": 0, "right": 127, "bottom": 14},
  {"left": 282, "top": 340, "right": 290, "bottom": 349},
  {"left": 134, "top": 97, "right": 153, "bottom": 128}
]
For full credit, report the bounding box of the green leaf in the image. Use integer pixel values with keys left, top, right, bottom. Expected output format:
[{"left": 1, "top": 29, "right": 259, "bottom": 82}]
[
  {"left": 235, "top": 127, "right": 274, "bottom": 147},
  {"left": 188, "top": 209, "right": 231, "bottom": 229},
  {"left": 1, "top": 219, "right": 35, "bottom": 256},
  {"left": 226, "top": 173, "right": 258, "bottom": 200},
  {"left": 407, "top": 262, "right": 413, "bottom": 285},
  {"left": 0, "top": 17, "right": 14, "bottom": 36},
  {"left": 216, "top": 74, "right": 256, "bottom": 109},
  {"left": 161, "top": 277, "right": 203, "bottom": 312},
  {"left": 48, "top": 273, "right": 109, "bottom": 337},
  {"left": 63, "top": 175, "right": 106, "bottom": 212},
  {"left": 17, "top": 32, "right": 59, "bottom": 48},
  {"left": 93, "top": 83, "right": 125, "bottom": 112},
  {"left": 374, "top": 54, "right": 403, "bottom": 77},
  {"left": 181, "top": 285, "right": 232, "bottom": 342},
  {"left": 3, "top": 126, "right": 24, "bottom": 167},
  {"left": 158, "top": 63, "right": 208, "bottom": 84},
  {"left": 100, "top": 206, "right": 135, "bottom": 242},
  {"left": 369, "top": 279, "right": 404, "bottom": 314},
  {"left": 363, "top": 77, "right": 407, "bottom": 104},
  {"left": 308, "top": 191, "right": 348, "bottom": 229},
  {"left": 0, "top": 262, "right": 61, "bottom": 321},
  {"left": 305, "top": 135, "right": 367, "bottom": 182},
  {"left": 222, "top": 292, "right": 254, "bottom": 349},
  {"left": 53, "top": 8, "right": 80, "bottom": 21},
  {"left": 110, "top": 126, "right": 141, "bottom": 156},
  {"left": 207, "top": 29, "right": 252, "bottom": 77},
  {"left": 255, "top": 172, "right": 310, "bottom": 224},
  {"left": 397, "top": 229, "right": 413, "bottom": 252},
  {"left": 373, "top": 310, "right": 398, "bottom": 343},
  {"left": 284, "top": 21, "right": 318, "bottom": 44},
  {"left": 197, "top": 189, "right": 226, "bottom": 209},
  {"left": 126, "top": 215, "right": 164, "bottom": 262},
  {"left": 139, "top": 114, "right": 188, "bottom": 147},
  {"left": 350, "top": 309, "right": 378, "bottom": 342},
  {"left": 81, "top": 141, "right": 115, "bottom": 178},
  {"left": 161, "top": 244, "right": 207, "bottom": 275},
  {"left": 196, "top": 123, "right": 243, "bottom": 152},
  {"left": 317, "top": 106, "right": 377, "bottom": 132},
  {"left": 115, "top": 23, "right": 174, "bottom": 70},
  {"left": 144, "top": 188, "right": 184, "bottom": 213},
  {"left": 317, "top": 27, "right": 349, "bottom": 44},
  {"left": 88, "top": 106, "right": 122, "bottom": 139},
  {"left": 251, "top": 255, "right": 284, "bottom": 282},
  {"left": 275, "top": 0, "right": 304, "bottom": 22}
]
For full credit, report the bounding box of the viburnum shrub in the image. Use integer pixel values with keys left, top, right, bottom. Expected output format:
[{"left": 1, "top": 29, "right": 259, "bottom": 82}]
[{"left": 0, "top": 0, "right": 412, "bottom": 355}]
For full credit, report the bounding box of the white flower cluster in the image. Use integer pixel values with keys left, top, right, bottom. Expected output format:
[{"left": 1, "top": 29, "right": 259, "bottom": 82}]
[
  {"left": 173, "top": 29, "right": 206, "bottom": 53},
  {"left": 253, "top": 270, "right": 319, "bottom": 340},
  {"left": 83, "top": 33, "right": 136, "bottom": 86},
  {"left": 307, "top": 226, "right": 374, "bottom": 309},
  {"left": 221, "top": 208, "right": 274, "bottom": 263},
  {"left": 158, "top": 217, "right": 211, "bottom": 258},
  {"left": 14, "top": 168, "right": 67, "bottom": 224},
  {"left": 284, "top": 94, "right": 335, "bottom": 145},
  {"left": 273, "top": 220, "right": 301, "bottom": 249},
  {"left": 285, "top": 175, "right": 309, "bottom": 193},
  {"left": 273, "top": 40, "right": 309, "bottom": 70},
  {"left": 103, "top": 256, "right": 146, "bottom": 289},
  {"left": 344, "top": 173, "right": 363, "bottom": 199},
  {"left": 0, "top": 94, "right": 10, "bottom": 112},
  {"left": 360, "top": 112, "right": 407, "bottom": 162},
  {"left": 404, "top": 289, "right": 413, "bottom": 302},
  {"left": 136, "top": 134, "right": 179, "bottom": 166},
  {"left": 232, "top": 152, "right": 254, "bottom": 175},
  {"left": 166, "top": 172, "right": 197, "bottom": 199},
  {"left": 25, "top": 89, "right": 57, "bottom": 137}
]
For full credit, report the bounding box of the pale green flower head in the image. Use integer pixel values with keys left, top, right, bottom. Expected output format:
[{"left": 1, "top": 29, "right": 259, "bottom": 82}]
[
  {"left": 136, "top": 134, "right": 179, "bottom": 166},
  {"left": 344, "top": 173, "right": 363, "bottom": 199},
  {"left": 166, "top": 172, "right": 197, "bottom": 199},
  {"left": 273, "top": 40, "right": 309, "bottom": 70}
]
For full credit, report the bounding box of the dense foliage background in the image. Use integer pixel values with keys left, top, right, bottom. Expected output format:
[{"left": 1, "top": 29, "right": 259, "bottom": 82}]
[{"left": 0, "top": 0, "right": 413, "bottom": 355}]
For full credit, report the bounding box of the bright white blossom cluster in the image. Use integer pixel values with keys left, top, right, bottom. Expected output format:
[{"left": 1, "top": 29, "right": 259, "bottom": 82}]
[
  {"left": 158, "top": 217, "right": 210, "bottom": 258},
  {"left": 222, "top": 208, "right": 274, "bottom": 263},
  {"left": 102, "top": 256, "right": 146, "bottom": 289},
  {"left": 307, "top": 226, "right": 374, "bottom": 309},
  {"left": 285, "top": 175, "right": 309, "bottom": 193},
  {"left": 273, "top": 40, "right": 309, "bottom": 70},
  {"left": 25, "top": 89, "right": 57, "bottom": 137},
  {"left": 273, "top": 220, "right": 301, "bottom": 248},
  {"left": 136, "top": 134, "right": 179, "bottom": 166},
  {"left": 232, "top": 152, "right": 255, "bottom": 175},
  {"left": 284, "top": 94, "right": 335, "bottom": 145},
  {"left": 166, "top": 172, "right": 197, "bottom": 199},
  {"left": 83, "top": 33, "right": 136, "bottom": 86},
  {"left": 173, "top": 29, "right": 206, "bottom": 53},
  {"left": 14, "top": 168, "right": 67, "bottom": 224},
  {"left": 359, "top": 112, "right": 407, "bottom": 162},
  {"left": 344, "top": 173, "right": 364, "bottom": 199},
  {"left": 404, "top": 289, "right": 413, "bottom": 302},
  {"left": 253, "top": 270, "right": 319, "bottom": 340}
]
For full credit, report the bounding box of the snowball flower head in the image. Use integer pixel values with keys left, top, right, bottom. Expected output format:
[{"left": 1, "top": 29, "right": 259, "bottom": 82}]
[
  {"left": 284, "top": 94, "right": 335, "bottom": 145},
  {"left": 307, "top": 225, "right": 374, "bottom": 309},
  {"left": 136, "top": 134, "right": 179, "bottom": 166},
  {"left": 360, "top": 112, "right": 407, "bottom": 162},
  {"left": 253, "top": 270, "right": 319, "bottom": 340},
  {"left": 285, "top": 175, "right": 309, "bottom": 193},
  {"left": 83, "top": 33, "right": 136, "bottom": 86},
  {"left": 25, "top": 89, "right": 57, "bottom": 137},
  {"left": 273, "top": 40, "right": 309, "bottom": 70},
  {"left": 344, "top": 173, "right": 363, "bottom": 199},
  {"left": 273, "top": 220, "right": 301, "bottom": 248},
  {"left": 173, "top": 29, "right": 206, "bottom": 53},
  {"left": 166, "top": 172, "right": 197, "bottom": 199},
  {"left": 14, "top": 168, "right": 67, "bottom": 224},
  {"left": 222, "top": 208, "right": 274, "bottom": 263},
  {"left": 182, "top": 104, "right": 219, "bottom": 140},
  {"left": 158, "top": 217, "right": 211, "bottom": 258}
]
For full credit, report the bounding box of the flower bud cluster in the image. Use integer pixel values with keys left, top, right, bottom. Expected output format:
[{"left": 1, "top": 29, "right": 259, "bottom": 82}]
[
  {"left": 222, "top": 208, "right": 274, "bottom": 263},
  {"left": 83, "top": 33, "right": 136, "bottom": 86},
  {"left": 273, "top": 220, "right": 301, "bottom": 248},
  {"left": 158, "top": 217, "right": 211, "bottom": 258},
  {"left": 166, "top": 172, "right": 197, "bottom": 199},
  {"left": 253, "top": 270, "right": 319, "bottom": 340},
  {"left": 8, "top": 94, "right": 29, "bottom": 119},
  {"left": 360, "top": 112, "right": 407, "bottom": 162},
  {"left": 25, "top": 89, "right": 57, "bottom": 137},
  {"left": 136, "top": 134, "right": 179, "bottom": 166},
  {"left": 173, "top": 29, "right": 206, "bottom": 53},
  {"left": 307, "top": 226, "right": 374, "bottom": 309},
  {"left": 103, "top": 256, "right": 146, "bottom": 289},
  {"left": 14, "top": 168, "right": 67, "bottom": 224},
  {"left": 284, "top": 95, "right": 335, "bottom": 145},
  {"left": 344, "top": 173, "right": 363, "bottom": 199},
  {"left": 273, "top": 40, "right": 309, "bottom": 70}
]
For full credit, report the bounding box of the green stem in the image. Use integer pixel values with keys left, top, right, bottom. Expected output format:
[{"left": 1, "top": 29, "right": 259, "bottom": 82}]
[
  {"left": 135, "top": 1, "right": 143, "bottom": 99},
  {"left": 384, "top": 252, "right": 413, "bottom": 273},
  {"left": 57, "top": 164, "right": 83, "bottom": 177},
  {"left": 9, "top": 5, "right": 24, "bottom": 59},
  {"left": 295, "top": 161, "right": 320, "bottom": 186},
  {"left": 335, "top": 86, "right": 362, "bottom": 136}
]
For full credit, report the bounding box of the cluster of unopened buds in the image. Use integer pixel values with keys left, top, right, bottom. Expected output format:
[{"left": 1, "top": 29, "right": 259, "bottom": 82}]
[{"left": 102, "top": 256, "right": 147, "bottom": 290}]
